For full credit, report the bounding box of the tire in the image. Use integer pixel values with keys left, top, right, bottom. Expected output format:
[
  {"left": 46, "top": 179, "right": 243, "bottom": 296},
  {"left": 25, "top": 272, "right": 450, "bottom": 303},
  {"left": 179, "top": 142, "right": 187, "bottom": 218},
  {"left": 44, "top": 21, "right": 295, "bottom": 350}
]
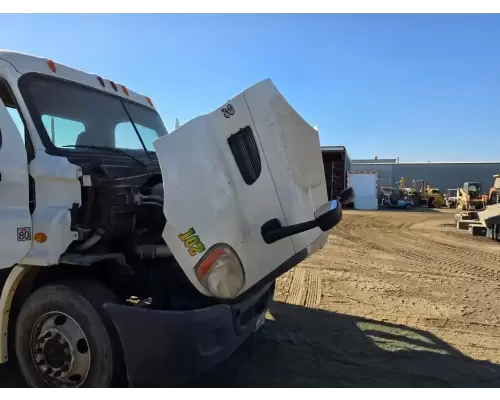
[{"left": 15, "top": 280, "right": 123, "bottom": 388}]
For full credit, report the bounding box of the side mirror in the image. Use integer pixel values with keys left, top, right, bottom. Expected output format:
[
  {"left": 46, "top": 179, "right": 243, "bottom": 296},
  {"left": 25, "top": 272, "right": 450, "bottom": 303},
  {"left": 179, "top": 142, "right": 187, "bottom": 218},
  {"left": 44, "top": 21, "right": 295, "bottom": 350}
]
[
  {"left": 339, "top": 187, "right": 355, "bottom": 205},
  {"left": 261, "top": 197, "right": 344, "bottom": 244}
]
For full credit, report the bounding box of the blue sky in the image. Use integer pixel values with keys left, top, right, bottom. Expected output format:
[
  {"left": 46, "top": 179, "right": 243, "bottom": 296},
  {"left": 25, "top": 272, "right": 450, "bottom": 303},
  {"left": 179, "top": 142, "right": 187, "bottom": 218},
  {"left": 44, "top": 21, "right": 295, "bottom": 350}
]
[{"left": 0, "top": 14, "right": 499, "bottom": 162}]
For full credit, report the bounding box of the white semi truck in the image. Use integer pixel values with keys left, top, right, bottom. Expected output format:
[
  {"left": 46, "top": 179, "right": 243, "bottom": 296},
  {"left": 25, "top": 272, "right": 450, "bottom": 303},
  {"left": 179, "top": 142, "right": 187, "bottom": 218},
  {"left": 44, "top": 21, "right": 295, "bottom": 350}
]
[{"left": 0, "top": 51, "right": 352, "bottom": 387}]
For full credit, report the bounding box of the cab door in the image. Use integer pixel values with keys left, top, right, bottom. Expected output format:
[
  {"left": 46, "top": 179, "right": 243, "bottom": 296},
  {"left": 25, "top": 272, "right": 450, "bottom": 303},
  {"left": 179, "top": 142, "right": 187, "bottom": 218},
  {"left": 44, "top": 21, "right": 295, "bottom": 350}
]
[{"left": 0, "top": 98, "right": 32, "bottom": 269}]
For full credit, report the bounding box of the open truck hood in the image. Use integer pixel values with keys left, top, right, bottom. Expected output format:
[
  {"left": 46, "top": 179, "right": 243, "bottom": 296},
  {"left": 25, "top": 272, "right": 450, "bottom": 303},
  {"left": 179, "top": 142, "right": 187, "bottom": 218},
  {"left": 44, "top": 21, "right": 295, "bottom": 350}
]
[{"left": 153, "top": 79, "right": 343, "bottom": 299}]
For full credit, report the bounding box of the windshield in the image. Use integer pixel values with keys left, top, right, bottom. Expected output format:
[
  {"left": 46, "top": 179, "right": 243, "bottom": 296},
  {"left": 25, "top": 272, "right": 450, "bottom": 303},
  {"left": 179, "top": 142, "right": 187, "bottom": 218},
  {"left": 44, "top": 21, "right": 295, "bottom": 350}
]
[
  {"left": 468, "top": 184, "right": 480, "bottom": 193},
  {"left": 19, "top": 74, "right": 168, "bottom": 154}
]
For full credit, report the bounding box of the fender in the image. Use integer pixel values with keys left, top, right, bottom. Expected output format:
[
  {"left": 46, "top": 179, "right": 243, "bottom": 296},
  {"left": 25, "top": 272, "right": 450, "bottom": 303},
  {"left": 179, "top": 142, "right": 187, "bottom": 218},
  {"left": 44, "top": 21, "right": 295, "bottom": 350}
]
[{"left": 0, "top": 265, "right": 37, "bottom": 363}]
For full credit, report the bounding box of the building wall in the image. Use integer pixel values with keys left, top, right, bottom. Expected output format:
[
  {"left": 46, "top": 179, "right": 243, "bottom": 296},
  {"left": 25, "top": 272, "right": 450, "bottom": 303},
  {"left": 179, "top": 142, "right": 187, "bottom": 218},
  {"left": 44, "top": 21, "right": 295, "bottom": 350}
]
[
  {"left": 352, "top": 158, "right": 397, "bottom": 164},
  {"left": 345, "top": 152, "right": 352, "bottom": 172},
  {"left": 393, "top": 163, "right": 500, "bottom": 192},
  {"left": 350, "top": 162, "right": 500, "bottom": 193},
  {"left": 351, "top": 163, "right": 394, "bottom": 189}
]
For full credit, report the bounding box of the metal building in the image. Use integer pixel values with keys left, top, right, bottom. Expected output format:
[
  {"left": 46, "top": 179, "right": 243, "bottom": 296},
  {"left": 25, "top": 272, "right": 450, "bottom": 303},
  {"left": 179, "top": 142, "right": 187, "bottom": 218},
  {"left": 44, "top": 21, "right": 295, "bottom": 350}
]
[
  {"left": 321, "top": 146, "right": 351, "bottom": 200},
  {"left": 351, "top": 161, "right": 395, "bottom": 189},
  {"left": 351, "top": 159, "right": 500, "bottom": 193}
]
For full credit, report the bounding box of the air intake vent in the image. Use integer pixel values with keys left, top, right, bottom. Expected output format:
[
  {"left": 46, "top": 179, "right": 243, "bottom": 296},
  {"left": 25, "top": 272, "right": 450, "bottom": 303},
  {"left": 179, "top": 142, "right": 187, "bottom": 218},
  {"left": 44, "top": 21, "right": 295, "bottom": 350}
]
[{"left": 228, "top": 126, "right": 261, "bottom": 185}]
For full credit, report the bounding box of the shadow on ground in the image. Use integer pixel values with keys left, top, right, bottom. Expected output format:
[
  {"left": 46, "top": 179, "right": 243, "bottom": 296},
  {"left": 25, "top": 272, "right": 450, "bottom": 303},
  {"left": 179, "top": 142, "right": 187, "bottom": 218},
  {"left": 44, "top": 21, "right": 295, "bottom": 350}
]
[
  {"left": 191, "top": 301, "right": 500, "bottom": 387},
  {"left": 2, "top": 301, "right": 499, "bottom": 387}
]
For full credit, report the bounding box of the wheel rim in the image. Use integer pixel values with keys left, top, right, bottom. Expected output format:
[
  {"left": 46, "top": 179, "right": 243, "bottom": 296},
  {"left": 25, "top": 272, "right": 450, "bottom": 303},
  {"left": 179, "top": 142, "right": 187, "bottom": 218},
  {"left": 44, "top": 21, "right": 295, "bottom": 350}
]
[{"left": 30, "top": 311, "right": 91, "bottom": 388}]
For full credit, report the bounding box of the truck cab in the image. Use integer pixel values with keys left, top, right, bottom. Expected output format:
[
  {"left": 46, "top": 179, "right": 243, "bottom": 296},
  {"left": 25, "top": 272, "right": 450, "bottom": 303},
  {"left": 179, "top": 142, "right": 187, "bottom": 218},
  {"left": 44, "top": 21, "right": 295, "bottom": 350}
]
[{"left": 0, "top": 51, "right": 344, "bottom": 387}]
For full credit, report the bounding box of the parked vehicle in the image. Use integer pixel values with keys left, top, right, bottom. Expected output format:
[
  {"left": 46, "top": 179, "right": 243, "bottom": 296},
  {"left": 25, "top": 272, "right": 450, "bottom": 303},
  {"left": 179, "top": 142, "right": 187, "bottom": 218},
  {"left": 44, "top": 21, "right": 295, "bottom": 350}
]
[
  {"left": 446, "top": 189, "right": 458, "bottom": 208},
  {"left": 0, "top": 51, "right": 350, "bottom": 387},
  {"left": 458, "top": 182, "right": 486, "bottom": 211},
  {"left": 408, "top": 179, "right": 445, "bottom": 208},
  {"left": 380, "top": 187, "right": 414, "bottom": 209},
  {"left": 488, "top": 174, "right": 500, "bottom": 205}
]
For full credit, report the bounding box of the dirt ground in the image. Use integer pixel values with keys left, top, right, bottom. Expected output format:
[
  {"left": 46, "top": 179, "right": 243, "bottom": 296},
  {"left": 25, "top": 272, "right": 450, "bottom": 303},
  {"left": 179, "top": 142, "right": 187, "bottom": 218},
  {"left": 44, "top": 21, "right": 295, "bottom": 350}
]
[
  {"left": 195, "top": 208, "right": 500, "bottom": 387},
  {"left": 2, "top": 208, "right": 500, "bottom": 387}
]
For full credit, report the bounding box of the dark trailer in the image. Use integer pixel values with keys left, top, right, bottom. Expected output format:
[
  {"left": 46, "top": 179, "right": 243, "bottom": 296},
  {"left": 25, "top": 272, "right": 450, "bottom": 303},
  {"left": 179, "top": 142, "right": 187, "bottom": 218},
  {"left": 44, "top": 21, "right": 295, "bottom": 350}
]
[{"left": 321, "top": 146, "right": 351, "bottom": 201}]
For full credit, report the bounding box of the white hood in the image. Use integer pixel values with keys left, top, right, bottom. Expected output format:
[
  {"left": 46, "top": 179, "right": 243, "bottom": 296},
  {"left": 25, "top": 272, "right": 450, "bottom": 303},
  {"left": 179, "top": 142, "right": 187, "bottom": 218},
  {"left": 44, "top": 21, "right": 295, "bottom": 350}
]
[{"left": 153, "top": 79, "right": 339, "bottom": 298}]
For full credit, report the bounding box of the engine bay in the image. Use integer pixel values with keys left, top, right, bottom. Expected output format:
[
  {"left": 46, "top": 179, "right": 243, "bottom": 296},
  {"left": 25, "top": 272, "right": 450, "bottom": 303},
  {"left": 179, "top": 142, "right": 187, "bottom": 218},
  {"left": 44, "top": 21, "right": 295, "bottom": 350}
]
[
  {"left": 59, "top": 153, "right": 213, "bottom": 310},
  {"left": 72, "top": 160, "right": 166, "bottom": 256}
]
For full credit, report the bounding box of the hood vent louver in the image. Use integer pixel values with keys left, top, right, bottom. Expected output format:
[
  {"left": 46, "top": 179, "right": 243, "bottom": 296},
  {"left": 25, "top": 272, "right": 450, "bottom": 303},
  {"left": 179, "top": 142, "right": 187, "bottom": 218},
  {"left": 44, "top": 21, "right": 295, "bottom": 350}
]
[{"left": 228, "top": 126, "right": 262, "bottom": 186}]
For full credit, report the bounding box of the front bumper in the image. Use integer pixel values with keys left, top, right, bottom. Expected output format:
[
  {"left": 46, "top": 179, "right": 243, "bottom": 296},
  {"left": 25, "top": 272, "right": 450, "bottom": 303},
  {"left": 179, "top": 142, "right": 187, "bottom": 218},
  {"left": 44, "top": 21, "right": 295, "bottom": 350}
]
[{"left": 104, "top": 281, "right": 274, "bottom": 387}]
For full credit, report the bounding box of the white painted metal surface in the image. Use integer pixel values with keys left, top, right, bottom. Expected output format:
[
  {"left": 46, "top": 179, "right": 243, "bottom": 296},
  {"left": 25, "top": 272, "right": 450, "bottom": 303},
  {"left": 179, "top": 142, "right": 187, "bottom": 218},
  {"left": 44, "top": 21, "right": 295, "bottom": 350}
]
[
  {"left": 0, "top": 99, "right": 32, "bottom": 269},
  {"left": 243, "top": 80, "right": 329, "bottom": 253},
  {"left": 154, "top": 79, "right": 329, "bottom": 296},
  {"left": 0, "top": 51, "right": 162, "bottom": 266},
  {"left": 0, "top": 51, "right": 154, "bottom": 111},
  {"left": 0, "top": 51, "right": 329, "bottom": 294},
  {"left": 0, "top": 54, "right": 83, "bottom": 266},
  {"left": 347, "top": 171, "right": 379, "bottom": 210},
  {"left": 21, "top": 150, "right": 81, "bottom": 266}
]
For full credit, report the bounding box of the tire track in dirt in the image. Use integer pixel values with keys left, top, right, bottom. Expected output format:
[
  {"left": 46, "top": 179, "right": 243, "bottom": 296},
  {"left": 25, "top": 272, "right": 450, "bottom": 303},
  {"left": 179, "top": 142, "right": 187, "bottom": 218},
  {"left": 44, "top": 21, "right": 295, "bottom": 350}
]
[
  {"left": 336, "top": 234, "right": 483, "bottom": 283},
  {"left": 335, "top": 221, "right": 500, "bottom": 284},
  {"left": 286, "top": 268, "right": 307, "bottom": 305},
  {"left": 305, "top": 273, "right": 322, "bottom": 308},
  {"left": 284, "top": 267, "right": 323, "bottom": 308},
  {"left": 313, "top": 209, "right": 500, "bottom": 366},
  {"left": 191, "top": 209, "right": 500, "bottom": 388}
]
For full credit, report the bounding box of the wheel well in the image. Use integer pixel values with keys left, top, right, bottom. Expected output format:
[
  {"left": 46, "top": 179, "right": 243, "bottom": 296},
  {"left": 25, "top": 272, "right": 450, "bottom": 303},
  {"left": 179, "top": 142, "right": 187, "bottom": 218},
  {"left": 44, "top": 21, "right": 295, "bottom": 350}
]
[{"left": 7, "top": 262, "right": 126, "bottom": 361}]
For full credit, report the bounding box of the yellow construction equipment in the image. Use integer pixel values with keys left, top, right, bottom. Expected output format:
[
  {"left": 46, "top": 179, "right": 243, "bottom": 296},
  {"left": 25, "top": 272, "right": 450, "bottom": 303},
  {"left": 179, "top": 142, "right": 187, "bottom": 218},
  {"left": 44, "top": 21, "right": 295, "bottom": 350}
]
[
  {"left": 457, "top": 181, "right": 486, "bottom": 211},
  {"left": 408, "top": 179, "right": 445, "bottom": 208},
  {"left": 487, "top": 174, "right": 500, "bottom": 205}
]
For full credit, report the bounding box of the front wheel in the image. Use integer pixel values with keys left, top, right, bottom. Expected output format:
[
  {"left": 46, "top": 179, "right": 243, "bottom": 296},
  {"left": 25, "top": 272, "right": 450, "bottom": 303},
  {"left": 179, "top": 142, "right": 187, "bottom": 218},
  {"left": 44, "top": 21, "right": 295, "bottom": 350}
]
[{"left": 15, "top": 280, "right": 123, "bottom": 388}]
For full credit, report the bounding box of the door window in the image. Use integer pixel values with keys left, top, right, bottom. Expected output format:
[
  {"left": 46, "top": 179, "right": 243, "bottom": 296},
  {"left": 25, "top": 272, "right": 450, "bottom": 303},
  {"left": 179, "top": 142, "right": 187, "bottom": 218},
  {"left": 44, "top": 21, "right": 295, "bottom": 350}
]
[{"left": 0, "top": 80, "right": 26, "bottom": 145}]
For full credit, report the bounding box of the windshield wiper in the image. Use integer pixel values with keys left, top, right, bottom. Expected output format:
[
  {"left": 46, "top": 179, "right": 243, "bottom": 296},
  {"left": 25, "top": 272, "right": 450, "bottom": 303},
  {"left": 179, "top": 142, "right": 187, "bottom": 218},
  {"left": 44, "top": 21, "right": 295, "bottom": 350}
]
[{"left": 62, "top": 145, "right": 147, "bottom": 167}]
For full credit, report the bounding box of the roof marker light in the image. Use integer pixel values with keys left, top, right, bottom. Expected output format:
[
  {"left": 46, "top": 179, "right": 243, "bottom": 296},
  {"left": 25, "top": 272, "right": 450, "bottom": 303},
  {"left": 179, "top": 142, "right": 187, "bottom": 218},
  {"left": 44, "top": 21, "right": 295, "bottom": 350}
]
[
  {"left": 146, "top": 97, "right": 154, "bottom": 107},
  {"left": 47, "top": 60, "right": 56, "bottom": 73},
  {"left": 121, "top": 85, "right": 129, "bottom": 96},
  {"left": 110, "top": 81, "right": 118, "bottom": 92},
  {"left": 97, "top": 76, "right": 105, "bottom": 87}
]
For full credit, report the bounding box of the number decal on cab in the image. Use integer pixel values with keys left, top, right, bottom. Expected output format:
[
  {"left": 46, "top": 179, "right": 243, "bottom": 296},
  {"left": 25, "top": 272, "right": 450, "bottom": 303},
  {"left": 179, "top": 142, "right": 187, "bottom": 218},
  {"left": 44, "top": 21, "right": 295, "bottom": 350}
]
[
  {"left": 178, "top": 227, "right": 206, "bottom": 256},
  {"left": 221, "top": 104, "right": 235, "bottom": 119},
  {"left": 17, "top": 227, "right": 32, "bottom": 242}
]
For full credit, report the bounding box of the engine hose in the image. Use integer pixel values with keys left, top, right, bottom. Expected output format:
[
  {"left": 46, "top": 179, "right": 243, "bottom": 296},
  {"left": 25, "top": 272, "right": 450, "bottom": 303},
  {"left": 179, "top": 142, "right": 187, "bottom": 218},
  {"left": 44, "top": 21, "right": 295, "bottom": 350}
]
[{"left": 134, "top": 245, "right": 172, "bottom": 259}]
